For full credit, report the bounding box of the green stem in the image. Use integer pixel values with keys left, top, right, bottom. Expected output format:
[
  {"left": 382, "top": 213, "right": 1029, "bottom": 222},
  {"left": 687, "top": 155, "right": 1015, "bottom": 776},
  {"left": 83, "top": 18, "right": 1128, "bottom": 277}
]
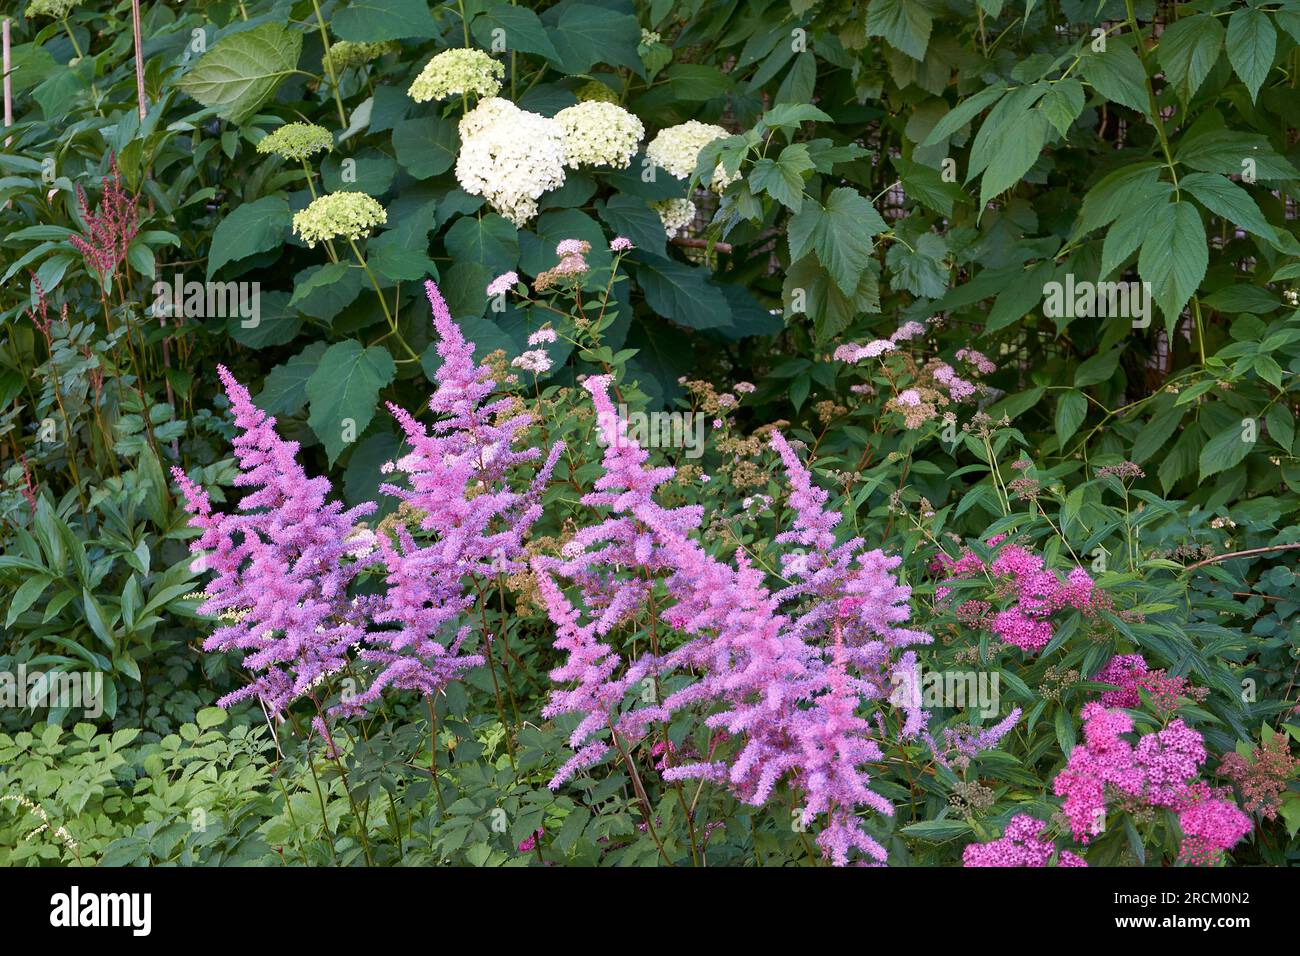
[{"left": 310, "top": 0, "right": 350, "bottom": 128}]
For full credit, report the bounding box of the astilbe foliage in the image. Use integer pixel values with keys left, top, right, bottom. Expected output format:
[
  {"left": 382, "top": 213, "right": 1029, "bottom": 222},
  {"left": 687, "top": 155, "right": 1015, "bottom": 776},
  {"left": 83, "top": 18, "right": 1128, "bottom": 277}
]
[
  {"left": 175, "top": 281, "right": 557, "bottom": 719},
  {"left": 534, "top": 374, "right": 934, "bottom": 864}
]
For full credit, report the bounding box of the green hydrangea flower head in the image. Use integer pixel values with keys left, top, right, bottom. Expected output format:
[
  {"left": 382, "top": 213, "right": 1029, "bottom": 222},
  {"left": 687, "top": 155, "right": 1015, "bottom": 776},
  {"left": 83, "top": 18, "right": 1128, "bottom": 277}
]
[
  {"left": 256, "top": 123, "right": 334, "bottom": 162},
  {"left": 574, "top": 80, "right": 620, "bottom": 104},
  {"left": 323, "top": 40, "right": 399, "bottom": 74},
  {"left": 408, "top": 48, "right": 504, "bottom": 103},
  {"left": 25, "top": 0, "right": 81, "bottom": 18},
  {"left": 292, "top": 192, "right": 387, "bottom": 247}
]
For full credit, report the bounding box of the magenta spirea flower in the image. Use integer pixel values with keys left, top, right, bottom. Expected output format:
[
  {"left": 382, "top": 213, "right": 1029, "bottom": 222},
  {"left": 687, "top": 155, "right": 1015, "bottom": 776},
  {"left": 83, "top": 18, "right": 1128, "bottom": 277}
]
[
  {"left": 963, "top": 814, "right": 1087, "bottom": 867},
  {"left": 933, "top": 540, "right": 1109, "bottom": 653},
  {"left": 1052, "top": 702, "right": 1250, "bottom": 863}
]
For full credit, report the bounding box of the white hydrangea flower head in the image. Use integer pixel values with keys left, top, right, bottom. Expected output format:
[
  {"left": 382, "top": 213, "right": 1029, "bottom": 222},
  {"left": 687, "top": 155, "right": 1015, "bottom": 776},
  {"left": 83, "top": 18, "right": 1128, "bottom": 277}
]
[
  {"left": 408, "top": 48, "right": 504, "bottom": 103},
  {"left": 256, "top": 122, "right": 333, "bottom": 161},
  {"left": 554, "top": 101, "right": 645, "bottom": 170},
  {"left": 455, "top": 99, "right": 567, "bottom": 227},
  {"left": 646, "top": 119, "right": 734, "bottom": 191},
  {"left": 457, "top": 96, "right": 521, "bottom": 139},
  {"left": 652, "top": 198, "right": 696, "bottom": 238}
]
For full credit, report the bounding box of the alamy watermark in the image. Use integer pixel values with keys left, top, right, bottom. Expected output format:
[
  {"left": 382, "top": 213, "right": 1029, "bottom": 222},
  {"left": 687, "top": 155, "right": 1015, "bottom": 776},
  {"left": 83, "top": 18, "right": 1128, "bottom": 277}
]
[
  {"left": 151, "top": 273, "right": 261, "bottom": 327},
  {"left": 1043, "top": 273, "right": 1152, "bottom": 328},
  {"left": 599, "top": 405, "right": 706, "bottom": 459},
  {"left": 0, "top": 666, "right": 103, "bottom": 718},
  {"left": 889, "top": 663, "right": 1001, "bottom": 718}
]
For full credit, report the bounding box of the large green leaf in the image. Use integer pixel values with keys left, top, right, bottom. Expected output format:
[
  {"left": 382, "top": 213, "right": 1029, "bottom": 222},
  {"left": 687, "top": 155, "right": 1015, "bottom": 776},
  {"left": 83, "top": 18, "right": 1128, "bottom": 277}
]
[
  {"left": 471, "top": 4, "right": 560, "bottom": 60},
  {"left": 1180, "top": 172, "right": 1275, "bottom": 240},
  {"left": 391, "top": 116, "right": 458, "bottom": 179},
  {"left": 444, "top": 213, "right": 519, "bottom": 274},
  {"left": 978, "top": 110, "right": 1049, "bottom": 208},
  {"left": 333, "top": 0, "right": 438, "bottom": 41},
  {"left": 866, "top": 0, "right": 934, "bottom": 61},
  {"left": 1199, "top": 420, "right": 1254, "bottom": 480},
  {"left": 1080, "top": 42, "right": 1149, "bottom": 115},
  {"left": 788, "top": 187, "right": 886, "bottom": 296},
  {"left": 206, "top": 195, "right": 289, "bottom": 279},
  {"left": 306, "top": 341, "right": 397, "bottom": 465},
  {"left": 633, "top": 258, "right": 732, "bottom": 331},
  {"left": 176, "top": 24, "right": 302, "bottom": 123},
  {"left": 1137, "top": 200, "right": 1209, "bottom": 333},
  {"left": 547, "top": 4, "right": 642, "bottom": 75}
]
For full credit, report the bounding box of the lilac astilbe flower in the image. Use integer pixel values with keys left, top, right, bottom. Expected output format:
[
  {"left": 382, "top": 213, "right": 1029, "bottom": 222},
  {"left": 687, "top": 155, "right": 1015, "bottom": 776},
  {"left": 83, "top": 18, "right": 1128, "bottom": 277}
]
[
  {"left": 176, "top": 280, "right": 560, "bottom": 719},
  {"left": 171, "top": 366, "right": 377, "bottom": 715},
  {"left": 343, "top": 281, "right": 563, "bottom": 712},
  {"left": 536, "top": 374, "right": 936, "bottom": 864}
]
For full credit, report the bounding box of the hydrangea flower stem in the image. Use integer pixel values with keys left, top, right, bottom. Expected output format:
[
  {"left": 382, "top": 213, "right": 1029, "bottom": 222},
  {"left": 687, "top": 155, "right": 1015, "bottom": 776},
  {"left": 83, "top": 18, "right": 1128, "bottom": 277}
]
[
  {"left": 309, "top": 0, "right": 348, "bottom": 128},
  {"left": 347, "top": 238, "right": 418, "bottom": 359}
]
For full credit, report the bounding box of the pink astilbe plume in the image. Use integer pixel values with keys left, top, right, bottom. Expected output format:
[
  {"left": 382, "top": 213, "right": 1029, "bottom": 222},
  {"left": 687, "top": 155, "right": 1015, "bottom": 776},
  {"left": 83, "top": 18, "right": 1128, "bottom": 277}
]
[
  {"left": 171, "top": 366, "right": 377, "bottom": 715},
  {"left": 176, "top": 280, "right": 560, "bottom": 718},
  {"left": 348, "top": 281, "right": 564, "bottom": 712},
  {"left": 536, "top": 375, "right": 939, "bottom": 864}
]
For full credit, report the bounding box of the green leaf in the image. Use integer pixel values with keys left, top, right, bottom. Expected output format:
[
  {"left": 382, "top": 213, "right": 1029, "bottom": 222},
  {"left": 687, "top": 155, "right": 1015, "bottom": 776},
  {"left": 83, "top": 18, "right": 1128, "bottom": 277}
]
[
  {"left": 1266, "top": 403, "right": 1295, "bottom": 453},
  {"left": 1179, "top": 172, "right": 1275, "bottom": 240},
  {"left": 1081, "top": 42, "right": 1149, "bottom": 115},
  {"left": 978, "top": 111, "right": 1049, "bottom": 209},
  {"left": 866, "top": 0, "right": 934, "bottom": 61},
  {"left": 333, "top": 0, "right": 438, "bottom": 41},
  {"left": 176, "top": 24, "right": 303, "bottom": 124},
  {"left": 1074, "top": 349, "right": 1121, "bottom": 387},
  {"left": 1157, "top": 14, "right": 1225, "bottom": 102},
  {"left": 1225, "top": 7, "right": 1276, "bottom": 102},
  {"left": 7, "top": 575, "right": 51, "bottom": 627},
  {"left": 633, "top": 259, "right": 732, "bottom": 331},
  {"left": 1137, "top": 200, "right": 1208, "bottom": 332},
  {"left": 82, "top": 588, "right": 115, "bottom": 651},
  {"left": 921, "top": 85, "right": 1007, "bottom": 147},
  {"left": 391, "top": 115, "right": 458, "bottom": 179},
  {"left": 1055, "top": 390, "right": 1088, "bottom": 446},
  {"left": 206, "top": 195, "right": 289, "bottom": 279},
  {"left": 547, "top": 4, "right": 642, "bottom": 75},
  {"left": 893, "top": 156, "right": 968, "bottom": 216},
  {"left": 1175, "top": 124, "right": 1300, "bottom": 181},
  {"left": 1198, "top": 419, "right": 1254, "bottom": 481},
  {"left": 1039, "top": 78, "right": 1085, "bottom": 137},
  {"left": 443, "top": 213, "right": 519, "bottom": 274},
  {"left": 789, "top": 187, "right": 885, "bottom": 295},
  {"left": 306, "top": 341, "right": 397, "bottom": 465},
  {"left": 748, "top": 144, "right": 814, "bottom": 212},
  {"left": 470, "top": 4, "right": 559, "bottom": 60}
]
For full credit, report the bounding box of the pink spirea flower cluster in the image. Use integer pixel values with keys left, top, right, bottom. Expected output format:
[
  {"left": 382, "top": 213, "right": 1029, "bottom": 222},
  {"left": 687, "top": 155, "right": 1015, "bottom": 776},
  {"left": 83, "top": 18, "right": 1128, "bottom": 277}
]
[
  {"left": 933, "top": 538, "right": 1109, "bottom": 652},
  {"left": 1093, "top": 653, "right": 1197, "bottom": 714},
  {"left": 962, "top": 814, "right": 1087, "bottom": 867},
  {"left": 1053, "top": 703, "right": 1250, "bottom": 863},
  {"left": 175, "top": 281, "right": 560, "bottom": 717},
  {"left": 533, "top": 375, "right": 934, "bottom": 865}
]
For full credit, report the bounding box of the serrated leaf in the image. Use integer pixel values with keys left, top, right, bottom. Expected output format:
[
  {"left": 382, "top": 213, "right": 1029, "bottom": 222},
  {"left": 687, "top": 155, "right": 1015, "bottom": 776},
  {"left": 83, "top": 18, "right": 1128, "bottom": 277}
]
[
  {"left": 1080, "top": 42, "right": 1149, "bottom": 115},
  {"left": 176, "top": 24, "right": 302, "bottom": 124},
  {"left": 1055, "top": 390, "right": 1088, "bottom": 446},
  {"left": 306, "top": 341, "right": 397, "bottom": 465},
  {"left": 866, "top": 0, "right": 934, "bottom": 61},
  {"left": 333, "top": 0, "right": 437, "bottom": 41},
  {"left": 1180, "top": 172, "right": 1275, "bottom": 240},
  {"left": 1198, "top": 419, "right": 1254, "bottom": 480},
  {"left": 1157, "top": 14, "right": 1225, "bottom": 102},
  {"left": 1137, "top": 200, "right": 1208, "bottom": 332},
  {"left": 1225, "top": 7, "right": 1276, "bottom": 102}
]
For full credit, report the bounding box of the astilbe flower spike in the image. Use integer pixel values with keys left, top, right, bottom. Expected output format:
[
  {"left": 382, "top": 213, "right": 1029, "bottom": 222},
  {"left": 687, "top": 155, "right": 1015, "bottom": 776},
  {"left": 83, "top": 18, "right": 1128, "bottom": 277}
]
[
  {"left": 536, "top": 374, "right": 942, "bottom": 864},
  {"left": 176, "top": 280, "right": 559, "bottom": 718},
  {"left": 347, "top": 280, "right": 563, "bottom": 713},
  {"left": 69, "top": 156, "right": 139, "bottom": 282},
  {"left": 171, "top": 366, "right": 377, "bottom": 715}
]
